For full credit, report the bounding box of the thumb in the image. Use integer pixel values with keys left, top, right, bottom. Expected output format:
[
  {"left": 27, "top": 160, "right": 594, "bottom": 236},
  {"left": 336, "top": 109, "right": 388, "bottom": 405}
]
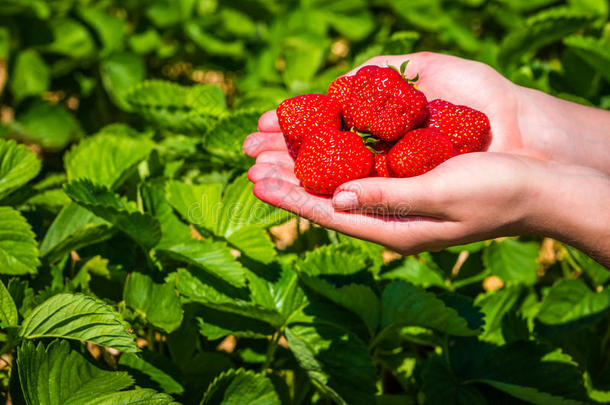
[{"left": 332, "top": 176, "right": 447, "bottom": 217}]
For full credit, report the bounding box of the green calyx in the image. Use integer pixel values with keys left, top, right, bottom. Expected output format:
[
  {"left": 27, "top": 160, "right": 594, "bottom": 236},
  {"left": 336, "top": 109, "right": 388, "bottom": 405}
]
[
  {"left": 351, "top": 128, "right": 383, "bottom": 154},
  {"left": 389, "top": 60, "right": 420, "bottom": 85}
]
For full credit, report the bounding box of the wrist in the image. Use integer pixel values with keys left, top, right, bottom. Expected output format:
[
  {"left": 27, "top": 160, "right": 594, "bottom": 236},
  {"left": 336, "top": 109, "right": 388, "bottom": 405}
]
[
  {"left": 525, "top": 160, "right": 610, "bottom": 267},
  {"left": 517, "top": 86, "right": 610, "bottom": 174}
]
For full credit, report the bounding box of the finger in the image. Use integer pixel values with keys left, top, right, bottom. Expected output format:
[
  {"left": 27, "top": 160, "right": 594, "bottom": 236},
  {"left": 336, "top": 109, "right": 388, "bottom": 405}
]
[
  {"left": 258, "top": 110, "right": 281, "bottom": 132},
  {"left": 243, "top": 132, "right": 287, "bottom": 157},
  {"left": 248, "top": 162, "right": 299, "bottom": 186},
  {"left": 252, "top": 178, "right": 453, "bottom": 250},
  {"left": 348, "top": 52, "right": 433, "bottom": 78},
  {"left": 256, "top": 151, "right": 295, "bottom": 166},
  {"left": 332, "top": 175, "right": 448, "bottom": 218}
]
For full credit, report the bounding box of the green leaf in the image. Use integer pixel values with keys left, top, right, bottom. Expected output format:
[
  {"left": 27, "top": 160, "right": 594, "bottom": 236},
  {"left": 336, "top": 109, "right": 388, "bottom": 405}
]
[
  {"left": 321, "top": 2, "right": 375, "bottom": 40},
  {"left": 118, "top": 352, "right": 184, "bottom": 394},
  {"left": 129, "top": 28, "right": 161, "bottom": 55},
  {"left": 498, "top": 7, "right": 596, "bottom": 67},
  {"left": 420, "top": 358, "right": 487, "bottom": 405},
  {"left": 475, "top": 286, "right": 523, "bottom": 344},
  {"left": 301, "top": 276, "right": 379, "bottom": 333},
  {"left": 124, "top": 272, "right": 183, "bottom": 333},
  {"left": 0, "top": 138, "right": 41, "bottom": 201},
  {"left": 174, "top": 267, "right": 283, "bottom": 327},
  {"left": 125, "top": 80, "right": 226, "bottom": 132},
  {"left": 219, "top": 8, "right": 257, "bottom": 37},
  {"left": 141, "top": 181, "right": 192, "bottom": 249},
  {"left": 82, "top": 389, "right": 178, "bottom": 405},
  {"left": 483, "top": 239, "right": 539, "bottom": 284},
  {"left": 225, "top": 225, "right": 276, "bottom": 264},
  {"left": 146, "top": 0, "right": 181, "bottom": 27},
  {"left": 380, "top": 255, "right": 446, "bottom": 288},
  {"left": 285, "top": 323, "right": 377, "bottom": 405},
  {"left": 282, "top": 32, "right": 329, "bottom": 93},
  {"left": 45, "top": 18, "right": 96, "bottom": 58},
  {"left": 196, "top": 307, "right": 275, "bottom": 340},
  {"left": 0, "top": 206, "right": 40, "bottom": 275},
  {"left": 167, "top": 174, "right": 287, "bottom": 263},
  {"left": 564, "top": 36, "right": 610, "bottom": 84},
  {"left": 0, "top": 26, "right": 9, "bottom": 58},
  {"left": 185, "top": 22, "right": 245, "bottom": 58},
  {"left": 335, "top": 233, "right": 385, "bottom": 274},
  {"left": 384, "top": 31, "right": 421, "bottom": 55},
  {"left": 20, "top": 293, "right": 137, "bottom": 352},
  {"left": 17, "top": 340, "right": 134, "bottom": 405},
  {"left": 9, "top": 49, "right": 49, "bottom": 102},
  {"left": 446, "top": 241, "right": 486, "bottom": 254},
  {"left": 39, "top": 202, "right": 112, "bottom": 262},
  {"left": 201, "top": 368, "right": 281, "bottom": 405},
  {"left": 64, "top": 179, "right": 161, "bottom": 250},
  {"left": 217, "top": 173, "right": 291, "bottom": 230},
  {"left": 535, "top": 279, "right": 610, "bottom": 335},
  {"left": 204, "top": 109, "right": 259, "bottom": 169},
  {"left": 0, "top": 279, "right": 18, "bottom": 327},
  {"left": 159, "top": 240, "right": 247, "bottom": 288},
  {"left": 246, "top": 262, "right": 308, "bottom": 323},
  {"left": 380, "top": 281, "right": 481, "bottom": 336},
  {"left": 13, "top": 101, "right": 82, "bottom": 150},
  {"left": 100, "top": 52, "right": 146, "bottom": 110},
  {"left": 387, "top": 0, "right": 444, "bottom": 30},
  {"left": 298, "top": 243, "right": 370, "bottom": 277},
  {"left": 295, "top": 244, "right": 380, "bottom": 331},
  {"left": 77, "top": 6, "right": 126, "bottom": 56},
  {"left": 569, "top": 0, "right": 609, "bottom": 16},
  {"left": 166, "top": 180, "right": 222, "bottom": 231},
  {"left": 495, "top": 0, "right": 563, "bottom": 12},
  {"left": 64, "top": 131, "right": 154, "bottom": 189},
  {"left": 450, "top": 339, "right": 589, "bottom": 404}
]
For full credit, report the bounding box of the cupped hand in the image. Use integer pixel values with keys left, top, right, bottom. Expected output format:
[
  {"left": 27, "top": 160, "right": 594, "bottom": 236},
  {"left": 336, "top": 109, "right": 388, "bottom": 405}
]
[
  {"left": 241, "top": 52, "right": 549, "bottom": 253},
  {"left": 246, "top": 149, "right": 547, "bottom": 254}
]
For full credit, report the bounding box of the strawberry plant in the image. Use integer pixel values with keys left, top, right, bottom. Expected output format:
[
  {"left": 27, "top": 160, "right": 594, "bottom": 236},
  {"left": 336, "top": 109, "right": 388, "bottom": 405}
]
[{"left": 1, "top": 1, "right": 610, "bottom": 404}]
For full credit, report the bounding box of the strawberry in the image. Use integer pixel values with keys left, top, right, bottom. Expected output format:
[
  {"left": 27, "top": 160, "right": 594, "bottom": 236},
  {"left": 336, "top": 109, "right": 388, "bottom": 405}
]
[
  {"left": 294, "top": 127, "right": 374, "bottom": 195},
  {"left": 388, "top": 128, "right": 457, "bottom": 177},
  {"left": 370, "top": 141, "right": 393, "bottom": 177},
  {"left": 327, "top": 75, "right": 354, "bottom": 117},
  {"left": 426, "top": 99, "right": 490, "bottom": 154},
  {"left": 277, "top": 94, "right": 342, "bottom": 159},
  {"left": 343, "top": 65, "right": 428, "bottom": 142}
]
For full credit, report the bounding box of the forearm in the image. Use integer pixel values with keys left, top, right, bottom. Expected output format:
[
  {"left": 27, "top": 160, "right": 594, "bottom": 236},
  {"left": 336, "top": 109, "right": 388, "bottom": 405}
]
[
  {"left": 526, "top": 161, "right": 610, "bottom": 268},
  {"left": 518, "top": 86, "right": 610, "bottom": 175}
]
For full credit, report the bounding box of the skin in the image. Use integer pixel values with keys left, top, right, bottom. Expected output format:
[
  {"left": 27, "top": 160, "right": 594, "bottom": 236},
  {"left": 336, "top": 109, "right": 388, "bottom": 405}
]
[{"left": 243, "top": 52, "right": 610, "bottom": 267}]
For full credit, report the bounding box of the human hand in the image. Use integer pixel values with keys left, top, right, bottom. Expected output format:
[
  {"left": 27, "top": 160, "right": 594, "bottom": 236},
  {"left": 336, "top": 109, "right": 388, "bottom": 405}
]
[
  {"left": 247, "top": 148, "right": 610, "bottom": 265},
  {"left": 244, "top": 52, "right": 547, "bottom": 160},
  {"left": 247, "top": 150, "right": 539, "bottom": 254},
  {"left": 243, "top": 52, "right": 610, "bottom": 264}
]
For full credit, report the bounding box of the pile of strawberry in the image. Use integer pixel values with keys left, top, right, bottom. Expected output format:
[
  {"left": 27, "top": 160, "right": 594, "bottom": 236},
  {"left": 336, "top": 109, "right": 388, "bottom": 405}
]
[{"left": 277, "top": 63, "right": 491, "bottom": 195}]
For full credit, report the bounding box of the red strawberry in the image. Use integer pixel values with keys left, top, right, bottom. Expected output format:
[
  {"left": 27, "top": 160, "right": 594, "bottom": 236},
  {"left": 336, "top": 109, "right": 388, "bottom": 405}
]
[
  {"left": 388, "top": 128, "right": 457, "bottom": 177},
  {"left": 426, "top": 99, "right": 490, "bottom": 154},
  {"left": 277, "top": 94, "right": 342, "bottom": 159},
  {"left": 328, "top": 75, "right": 354, "bottom": 115},
  {"left": 344, "top": 65, "right": 428, "bottom": 142},
  {"left": 371, "top": 141, "right": 393, "bottom": 177},
  {"left": 294, "top": 128, "right": 374, "bottom": 195}
]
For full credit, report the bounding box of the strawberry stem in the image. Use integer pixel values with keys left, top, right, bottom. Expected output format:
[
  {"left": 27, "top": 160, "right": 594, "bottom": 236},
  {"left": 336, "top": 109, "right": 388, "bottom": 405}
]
[{"left": 390, "top": 60, "right": 420, "bottom": 84}]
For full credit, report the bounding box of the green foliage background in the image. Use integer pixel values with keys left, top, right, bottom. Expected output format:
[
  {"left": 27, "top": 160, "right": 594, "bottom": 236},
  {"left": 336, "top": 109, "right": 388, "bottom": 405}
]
[{"left": 0, "top": 0, "right": 609, "bottom": 404}]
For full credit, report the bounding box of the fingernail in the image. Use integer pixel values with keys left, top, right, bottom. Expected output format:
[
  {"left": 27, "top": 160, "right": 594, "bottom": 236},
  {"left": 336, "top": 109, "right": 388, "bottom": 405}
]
[{"left": 333, "top": 191, "right": 358, "bottom": 210}]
